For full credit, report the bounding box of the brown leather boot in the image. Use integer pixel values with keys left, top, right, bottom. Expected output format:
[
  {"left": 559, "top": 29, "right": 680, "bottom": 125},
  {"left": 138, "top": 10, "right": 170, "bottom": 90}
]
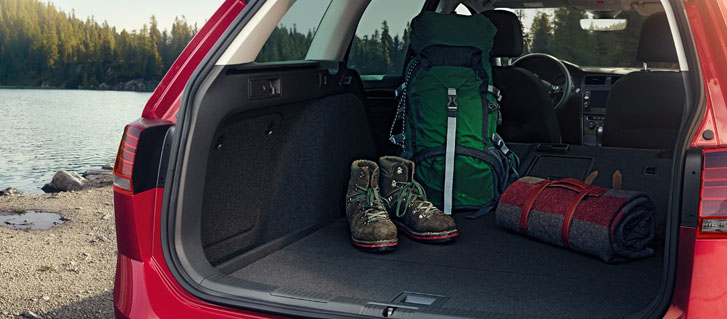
[
  {"left": 345, "top": 160, "right": 398, "bottom": 252},
  {"left": 379, "top": 156, "right": 458, "bottom": 243}
]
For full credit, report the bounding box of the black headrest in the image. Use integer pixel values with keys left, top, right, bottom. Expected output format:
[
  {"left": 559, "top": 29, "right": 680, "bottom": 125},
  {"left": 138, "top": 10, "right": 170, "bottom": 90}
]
[
  {"left": 482, "top": 10, "right": 523, "bottom": 57},
  {"left": 637, "top": 12, "right": 678, "bottom": 63}
]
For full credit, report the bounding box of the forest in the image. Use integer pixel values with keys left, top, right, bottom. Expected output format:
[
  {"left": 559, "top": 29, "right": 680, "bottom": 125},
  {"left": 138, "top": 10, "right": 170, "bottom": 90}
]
[
  {"left": 526, "top": 8, "right": 645, "bottom": 68},
  {"left": 256, "top": 8, "right": 646, "bottom": 75},
  {"left": 0, "top": 0, "right": 197, "bottom": 90},
  {"left": 0, "top": 0, "right": 645, "bottom": 91}
]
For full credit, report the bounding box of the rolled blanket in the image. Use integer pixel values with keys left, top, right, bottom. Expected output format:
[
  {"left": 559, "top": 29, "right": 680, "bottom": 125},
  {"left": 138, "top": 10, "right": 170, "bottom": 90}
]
[{"left": 496, "top": 176, "right": 655, "bottom": 263}]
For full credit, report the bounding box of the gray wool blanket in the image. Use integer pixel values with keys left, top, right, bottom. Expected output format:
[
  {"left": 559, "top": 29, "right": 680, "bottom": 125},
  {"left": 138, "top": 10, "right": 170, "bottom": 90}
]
[{"left": 496, "top": 176, "right": 655, "bottom": 263}]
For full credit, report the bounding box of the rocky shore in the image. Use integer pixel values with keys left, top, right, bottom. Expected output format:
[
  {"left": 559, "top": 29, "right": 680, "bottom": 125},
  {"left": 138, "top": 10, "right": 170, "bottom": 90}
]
[
  {"left": 0, "top": 165, "right": 117, "bottom": 319},
  {"left": 1, "top": 164, "right": 114, "bottom": 197}
]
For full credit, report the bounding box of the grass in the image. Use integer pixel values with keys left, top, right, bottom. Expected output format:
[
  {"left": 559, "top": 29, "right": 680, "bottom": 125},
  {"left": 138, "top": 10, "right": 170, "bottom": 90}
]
[{"left": 12, "top": 209, "right": 26, "bottom": 214}]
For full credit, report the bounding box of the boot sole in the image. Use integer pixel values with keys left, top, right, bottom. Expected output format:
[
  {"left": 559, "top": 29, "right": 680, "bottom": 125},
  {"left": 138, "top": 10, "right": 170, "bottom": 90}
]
[
  {"left": 350, "top": 236, "right": 398, "bottom": 252},
  {"left": 393, "top": 221, "right": 459, "bottom": 244}
]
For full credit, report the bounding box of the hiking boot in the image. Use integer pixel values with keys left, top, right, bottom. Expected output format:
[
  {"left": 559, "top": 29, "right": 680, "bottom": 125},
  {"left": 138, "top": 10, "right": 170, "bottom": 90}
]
[
  {"left": 345, "top": 160, "right": 398, "bottom": 252},
  {"left": 379, "top": 156, "right": 459, "bottom": 243}
]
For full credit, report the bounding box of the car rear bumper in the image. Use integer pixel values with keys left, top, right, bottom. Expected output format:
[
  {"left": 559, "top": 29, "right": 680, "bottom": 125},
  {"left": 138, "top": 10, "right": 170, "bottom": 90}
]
[
  {"left": 112, "top": 186, "right": 277, "bottom": 319},
  {"left": 113, "top": 222, "right": 727, "bottom": 319},
  {"left": 113, "top": 252, "right": 278, "bottom": 319}
]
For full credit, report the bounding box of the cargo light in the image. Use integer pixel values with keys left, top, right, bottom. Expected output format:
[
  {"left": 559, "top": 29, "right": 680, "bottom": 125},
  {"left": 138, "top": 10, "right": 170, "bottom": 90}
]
[{"left": 697, "top": 148, "right": 727, "bottom": 238}]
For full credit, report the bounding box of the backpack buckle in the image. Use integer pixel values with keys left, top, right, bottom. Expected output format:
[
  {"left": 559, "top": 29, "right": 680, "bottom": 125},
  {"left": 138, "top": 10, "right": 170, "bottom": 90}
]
[
  {"left": 447, "top": 88, "right": 458, "bottom": 117},
  {"left": 492, "top": 133, "right": 510, "bottom": 156},
  {"left": 389, "top": 133, "right": 406, "bottom": 146},
  {"left": 487, "top": 101, "right": 500, "bottom": 113},
  {"left": 488, "top": 85, "right": 502, "bottom": 102}
]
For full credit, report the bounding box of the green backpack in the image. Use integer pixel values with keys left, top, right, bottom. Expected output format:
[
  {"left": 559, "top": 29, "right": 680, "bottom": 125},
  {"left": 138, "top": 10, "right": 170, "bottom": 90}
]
[{"left": 389, "top": 12, "right": 519, "bottom": 217}]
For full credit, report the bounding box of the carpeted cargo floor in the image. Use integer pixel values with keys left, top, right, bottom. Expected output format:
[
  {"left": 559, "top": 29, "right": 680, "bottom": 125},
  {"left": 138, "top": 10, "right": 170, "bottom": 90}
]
[{"left": 230, "top": 213, "right": 663, "bottom": 318}]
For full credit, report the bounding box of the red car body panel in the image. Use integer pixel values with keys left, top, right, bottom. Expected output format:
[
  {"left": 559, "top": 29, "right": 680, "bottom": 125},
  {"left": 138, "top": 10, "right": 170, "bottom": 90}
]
[
  {"left": 140, "top": 0, "right": 247, "bottom": 122},
  {"left": 679, "top": 0, "right": 727, "bottom": 317},
  {"left": 113, "top": 188, "right": 281, "bottom": 318},
  {"left": 114, "top": 0, "right": 727, "bottom": 317},
  {"left": 688, "top": 0, "right": 727, "bottom": 148}
]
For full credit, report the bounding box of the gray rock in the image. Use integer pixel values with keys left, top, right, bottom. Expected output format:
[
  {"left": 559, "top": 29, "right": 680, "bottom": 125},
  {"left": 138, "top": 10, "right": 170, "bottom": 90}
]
[
  {"left": 101, "top": 163, "right": 114, "bottom": 170},
  {"left": 41, "top": 184, "right": 61, "bottom": 193},
  {"left": 43, "top": 171, "right": 87, "bottom": 193},
  {"left": 82, "top": 169, "right": 110, "bottom": 178},
  {"left": 21, "top": 311, "right": 41, "bottom": 319},
  {"left": 81, "top": 169, "right": 112, "bottom": 188},
  {"left": 0, "top": 187, "right": 22, "bottom": 196}
]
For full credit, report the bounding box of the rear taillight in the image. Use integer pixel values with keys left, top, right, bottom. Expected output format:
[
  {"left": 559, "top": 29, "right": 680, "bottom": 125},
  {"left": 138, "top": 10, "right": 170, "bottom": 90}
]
[
  {"left": 698, "top": 148, "right": 727, "bottom": 238},
  {"left": 113, "top": 118, "right": 172, "bottom": 195},
  {"left": 114, "top": 121, "right": 147, "bottom": 194}
]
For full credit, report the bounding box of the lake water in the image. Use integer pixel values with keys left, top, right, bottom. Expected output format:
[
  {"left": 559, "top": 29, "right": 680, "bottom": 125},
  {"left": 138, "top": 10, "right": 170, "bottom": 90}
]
[{"left": 0, "top": 89, "right": 150, "bottom": 194}]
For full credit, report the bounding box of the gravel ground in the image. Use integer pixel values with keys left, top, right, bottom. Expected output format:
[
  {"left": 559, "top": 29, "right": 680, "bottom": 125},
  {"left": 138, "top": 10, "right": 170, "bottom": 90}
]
[{"left": 0, "top": 186, "right": 116, "bottom": 319}]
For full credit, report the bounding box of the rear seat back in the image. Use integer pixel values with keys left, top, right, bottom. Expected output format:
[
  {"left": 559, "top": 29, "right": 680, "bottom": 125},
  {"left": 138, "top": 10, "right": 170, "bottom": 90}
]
[{"left": 602, "top": 12, "right": 685, "bottom": 150}]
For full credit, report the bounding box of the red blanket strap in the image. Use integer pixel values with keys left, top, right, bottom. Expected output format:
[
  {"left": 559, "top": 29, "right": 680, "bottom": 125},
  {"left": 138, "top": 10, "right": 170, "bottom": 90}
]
[
  {"left": 519, "top": 180, "right": 552, "bottom": 232},
  {"left": 560, "top": 189, "right": 591, "bottom": 248},
  {"left": 519, "top": 178, "right": 608, "bottom": 238},
  {"left": 548, "top": 178, "right": 590, "bottom": 192}
]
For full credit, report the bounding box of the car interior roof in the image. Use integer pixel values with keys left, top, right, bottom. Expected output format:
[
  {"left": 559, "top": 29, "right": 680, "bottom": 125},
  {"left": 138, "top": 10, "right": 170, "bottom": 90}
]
[
  {"left": 216, "top": 0, "right": 682, "bottom": 69},
  {"left": 454, "top": 0, "right": 663, "bottom": 12}
]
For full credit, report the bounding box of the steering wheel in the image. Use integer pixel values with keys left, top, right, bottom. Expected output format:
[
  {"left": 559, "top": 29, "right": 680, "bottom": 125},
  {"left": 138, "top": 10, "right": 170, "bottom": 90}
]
[{"left": 513, "top": 53, "right": 574, "bottom": 111}]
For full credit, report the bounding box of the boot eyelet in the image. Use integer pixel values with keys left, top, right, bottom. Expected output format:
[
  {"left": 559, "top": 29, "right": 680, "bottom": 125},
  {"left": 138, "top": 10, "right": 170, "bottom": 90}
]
[
  {"left": 397, "top": 167, "right": 403, "bottom": 175},
  {"left": 358, "top": 172, "right": 365, "bottom": 179},
  {"left": 391, "top": 180, "right": 396, "bottom": 187}
]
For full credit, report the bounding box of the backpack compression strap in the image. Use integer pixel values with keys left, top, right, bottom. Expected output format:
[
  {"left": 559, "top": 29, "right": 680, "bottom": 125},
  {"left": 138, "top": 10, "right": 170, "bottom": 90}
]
[{"left": 444, "top": 88, "right": 458, "bottom": 215}]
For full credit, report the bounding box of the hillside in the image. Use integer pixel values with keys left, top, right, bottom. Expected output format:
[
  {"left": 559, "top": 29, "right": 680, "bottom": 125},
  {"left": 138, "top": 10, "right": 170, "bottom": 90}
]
[
  {"left": 0, "top": 1, "right": 645, "bottom": 92},
  {"left": 0, "top": 0, "right": 196, "bottom": 90}
]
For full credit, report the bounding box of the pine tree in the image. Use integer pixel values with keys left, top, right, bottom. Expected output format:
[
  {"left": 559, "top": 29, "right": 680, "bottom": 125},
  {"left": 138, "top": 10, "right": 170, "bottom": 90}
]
[
  {"left": 550, "top": 7, "right": 593, "bottom": 65},
  {"left": 380, "top": 21, "right": 394, "bottom": 73},
  {"left": 515, "top": 9, "right": 531, "bottom": 54},
  {"left": 530, "top": 11, "right": 553, "bottom": 55},
  {"left": 0, "top": 0, "right": 199, "bottom": 89}
]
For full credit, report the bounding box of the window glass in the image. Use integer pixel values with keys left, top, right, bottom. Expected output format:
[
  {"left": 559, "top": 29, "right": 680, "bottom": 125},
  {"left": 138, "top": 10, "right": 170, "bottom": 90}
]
[
  {"left": 347, "top": 0, "right": 426, "bottom": 75},
  {"left": 256, "top": 0, "right": 332, "bottom": 62},
  {"left": 502, "top": 8, "right": 649, "bottom": 67}
]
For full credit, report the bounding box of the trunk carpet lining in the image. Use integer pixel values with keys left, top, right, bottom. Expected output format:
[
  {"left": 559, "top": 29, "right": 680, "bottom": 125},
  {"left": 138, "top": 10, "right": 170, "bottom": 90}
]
[{"left": 230, "top": 213, "right": 662, "bottom": 318}]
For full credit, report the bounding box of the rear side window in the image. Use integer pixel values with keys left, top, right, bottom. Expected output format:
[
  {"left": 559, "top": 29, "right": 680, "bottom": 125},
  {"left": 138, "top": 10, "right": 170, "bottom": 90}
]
[
  {"left": 347, "top": 0, "right": 426, "bottom": 76},
  {"left": 255, "top": 0, "right": 332, "bottom": 62}
]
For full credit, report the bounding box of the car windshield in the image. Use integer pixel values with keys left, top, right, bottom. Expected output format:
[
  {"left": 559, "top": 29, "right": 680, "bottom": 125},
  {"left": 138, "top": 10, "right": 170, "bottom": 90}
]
[{"left": 507, "top": 8, "right": 647, "bottom": 68}]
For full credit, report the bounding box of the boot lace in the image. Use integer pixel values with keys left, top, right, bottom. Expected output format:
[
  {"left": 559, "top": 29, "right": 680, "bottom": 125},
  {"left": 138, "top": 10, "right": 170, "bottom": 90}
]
[
  {"left": 352, "top": 185, "right": 388, "bottom": 222},
  {"left": 391, "top": 180, "right": 436, "bottom": 218}
]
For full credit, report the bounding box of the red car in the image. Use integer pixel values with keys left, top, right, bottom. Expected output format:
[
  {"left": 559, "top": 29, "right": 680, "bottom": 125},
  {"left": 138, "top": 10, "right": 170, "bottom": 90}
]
[{"left": 112, "top": 0, "right": 727, "bottom": 318}]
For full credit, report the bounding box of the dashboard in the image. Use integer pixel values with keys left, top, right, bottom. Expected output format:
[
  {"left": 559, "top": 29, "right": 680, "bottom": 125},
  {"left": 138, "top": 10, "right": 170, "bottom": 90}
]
[
  {"left": 512, "top": 54, "right": 640, "bottom": 146},
  {"left": 581, "top": 74, "right": 622, "bottom": 145}
]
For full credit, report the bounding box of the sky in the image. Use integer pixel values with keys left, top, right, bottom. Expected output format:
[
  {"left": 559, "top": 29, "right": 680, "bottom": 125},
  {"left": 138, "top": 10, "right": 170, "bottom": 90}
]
[
  {"left": 39, "top": 0, "right": 427, "bottom": 35},
  {"left": 41, "top": 0, "right": 223, "bottom": 32},
  {"left": 278, "top": 1, "right": 542, "bottom": 38},
  {"left": 39, "top": 0, "right": 544, "bottom": 36},
  {"left": 39, "top": 0, "right": 451, "bottom": 37},
  {"left": 278, "top": 0, "right": 428, "bottom": 38}
]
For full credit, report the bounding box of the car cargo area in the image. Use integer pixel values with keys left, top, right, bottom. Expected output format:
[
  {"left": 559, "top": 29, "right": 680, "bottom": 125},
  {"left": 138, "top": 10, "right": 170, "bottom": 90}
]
[
  {"left": 187, "top": 63, "right": 674, "bottom": 317},
  {"left": 225, "top": 213, "right": 663, "bottom": 317}
]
